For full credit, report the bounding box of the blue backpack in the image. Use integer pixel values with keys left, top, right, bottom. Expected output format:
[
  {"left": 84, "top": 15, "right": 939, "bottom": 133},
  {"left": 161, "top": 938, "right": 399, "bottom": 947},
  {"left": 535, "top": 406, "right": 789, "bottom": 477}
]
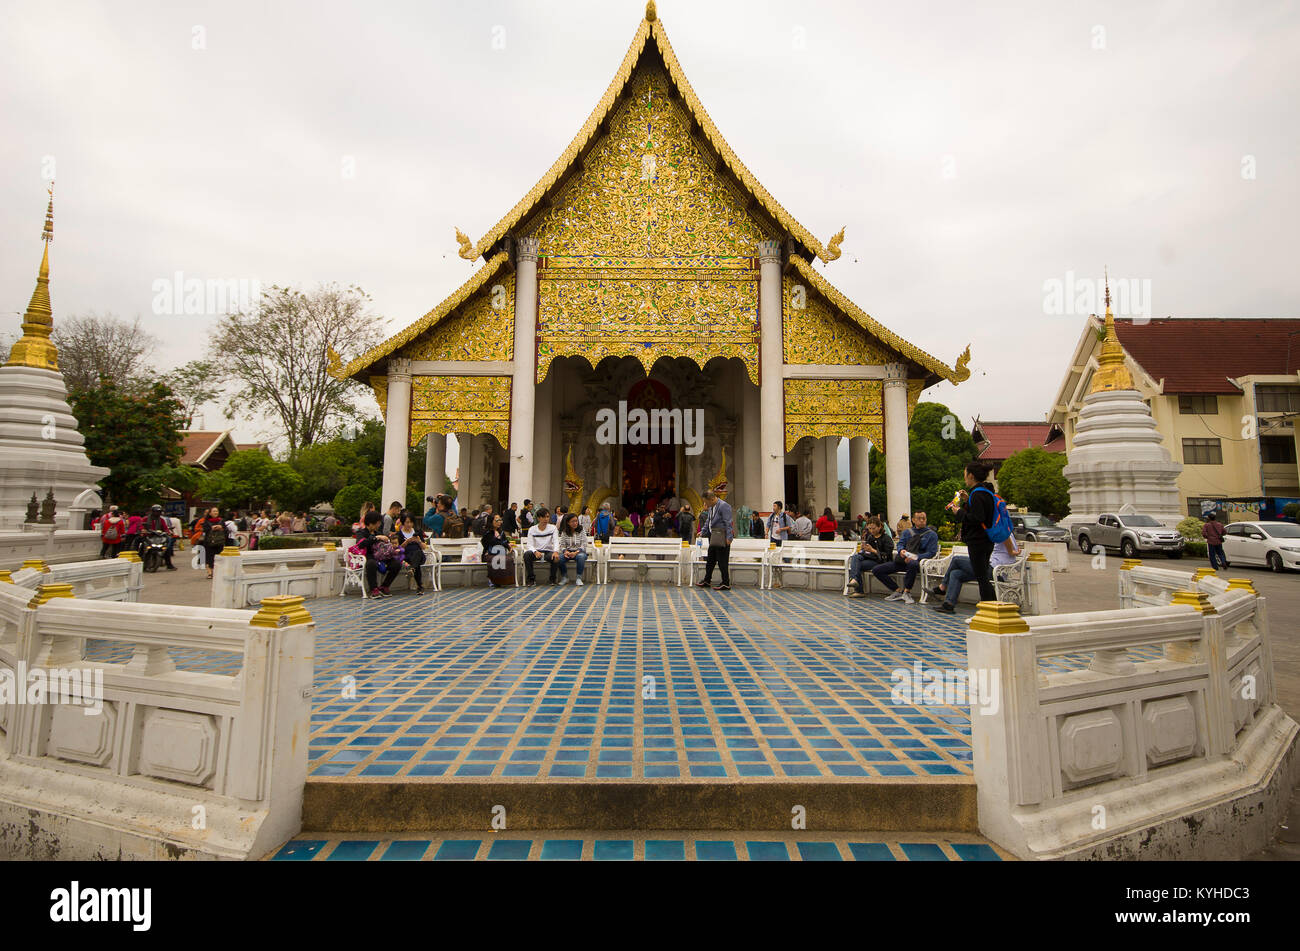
[
  {"left": 971, "top": 486, "right": 1013, "bottom": 544},
  {"left": 595, "top": 510, "right": 612, "bottom": 535}
]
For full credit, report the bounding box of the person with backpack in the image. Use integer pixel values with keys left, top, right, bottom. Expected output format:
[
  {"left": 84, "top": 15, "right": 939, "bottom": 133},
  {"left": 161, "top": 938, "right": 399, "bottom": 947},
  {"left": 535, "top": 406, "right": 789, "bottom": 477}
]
[
  {"left": 951, "top": 460, "right": 1007, "bottom": 603},
  {"left": 99, "top": 506, "right": 128, "bottom": 559},
  {"left": 197, "top": 506, "right": 227, "bottom": 579},
  {"left": 519, "top": 500, "right": 535, "bottom": 534},
  {"left": 472, "top": 505, "right": 493, "bottom": 537},
  {"left": 593, "top": 502, "right": 614, "bottom": 543},
  {"left": 677, "top": 503, "right": 695, "bottom": 542}
]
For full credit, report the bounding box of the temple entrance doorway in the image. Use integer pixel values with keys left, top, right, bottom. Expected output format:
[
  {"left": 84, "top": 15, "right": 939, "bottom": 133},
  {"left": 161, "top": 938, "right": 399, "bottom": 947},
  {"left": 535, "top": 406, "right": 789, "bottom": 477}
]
[{"left": 618, "top": 377, "right": 678, "bottom": 518}]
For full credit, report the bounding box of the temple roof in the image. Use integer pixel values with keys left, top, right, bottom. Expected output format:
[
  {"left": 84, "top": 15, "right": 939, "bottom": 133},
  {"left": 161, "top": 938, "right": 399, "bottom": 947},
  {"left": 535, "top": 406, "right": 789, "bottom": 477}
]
[
  {"left": 455, "top": 4, "right": 843, "bottom": 265},
  {"left": 1112, "top": 317, "right": 1300, "bottom": 394}
]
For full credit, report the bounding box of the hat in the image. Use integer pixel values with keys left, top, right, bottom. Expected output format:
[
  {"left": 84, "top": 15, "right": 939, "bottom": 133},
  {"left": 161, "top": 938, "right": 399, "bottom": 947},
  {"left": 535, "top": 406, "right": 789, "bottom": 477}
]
[{"left": 151, "top": 504, "right": 162, "bottom": 511}]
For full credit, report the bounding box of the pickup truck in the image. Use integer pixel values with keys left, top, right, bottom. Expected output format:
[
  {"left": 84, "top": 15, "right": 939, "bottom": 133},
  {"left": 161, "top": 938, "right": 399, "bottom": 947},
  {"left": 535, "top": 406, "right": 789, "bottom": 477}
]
[{"left": 1071, "top": 513, "right": 1185, "bottom": 559}]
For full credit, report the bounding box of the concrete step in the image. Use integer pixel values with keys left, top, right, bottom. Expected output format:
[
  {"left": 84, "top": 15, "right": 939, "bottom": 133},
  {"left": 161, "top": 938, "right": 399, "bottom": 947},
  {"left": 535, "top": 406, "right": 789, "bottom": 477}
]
[
  {"left": 303, "top": 776, "right": 977, "bottom": 833},
  {"left": 271, "top": 830, "right": 1011, "bottom": 861}
]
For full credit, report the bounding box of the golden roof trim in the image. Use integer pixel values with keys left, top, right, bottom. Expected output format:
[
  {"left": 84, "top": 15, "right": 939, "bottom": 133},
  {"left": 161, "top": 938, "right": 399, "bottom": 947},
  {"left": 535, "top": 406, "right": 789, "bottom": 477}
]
[
  {"left": 335, "top": 252, "right": 510, "bottom": 381},
  {"left": 458, "top": 11, "right": 840, "bottom": 264},
  {"left": 788, "top": 256, "right": 970, "bottom": 384}
]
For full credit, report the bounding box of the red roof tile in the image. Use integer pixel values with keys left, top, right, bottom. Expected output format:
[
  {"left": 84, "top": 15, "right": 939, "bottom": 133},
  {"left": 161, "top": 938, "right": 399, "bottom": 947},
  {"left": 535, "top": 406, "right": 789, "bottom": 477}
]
[
  {"left": 973, "top": 422, "right": 1064, "bottom": 461},
  {"left": 1113, "top": 318, "right": 1300, "bottom": 394}
]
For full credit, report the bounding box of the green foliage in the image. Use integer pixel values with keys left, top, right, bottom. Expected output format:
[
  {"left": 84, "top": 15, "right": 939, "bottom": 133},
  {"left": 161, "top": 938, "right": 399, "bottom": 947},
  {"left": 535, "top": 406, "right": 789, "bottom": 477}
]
[
  {"left": 282, "top": 440, "right": 379, "bottom": 512},
  {"left": 996, "top": 447, "right": 1070, "bottom": 516},
  {"left": 1177, "top": 516, "right": 1206, "bottom": 540},
  {"left": 1284, "top": 503, "right": 1300, "bottom": 519},
  {"left": 867, "top": 401, "right": 977, "bottom": 520},
  {"left": 69, "top": 380, "right": 187, "bottom": 510},
  {"left": 333, "top": 484, "right": 377, "bottom": 525},
  {"left": 326, "top": 524, "right": 355, "bottom": 537},
  {"left": 912, "top": 477, "right": 965, "bottom": 530},
  {"left": 1183, "top": 540, "right": 1208, "bottom": 557},
  {"left": 255, "top": 535, "right": 321, "bottom": 550},
  {"left": 838, "top": 480, "right": 849, "bottom": 517},
  {"left": 197, "top": 450, "right": 303, "bottom": 510}
]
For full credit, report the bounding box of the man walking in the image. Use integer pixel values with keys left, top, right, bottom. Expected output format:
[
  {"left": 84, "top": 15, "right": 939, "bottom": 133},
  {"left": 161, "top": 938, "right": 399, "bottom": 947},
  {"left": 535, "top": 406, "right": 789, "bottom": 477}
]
[
  {"left": 1201, "top": 512, "right": 1230, "bottom": 570},
  {"left": 695, "top": 489, "right": 733, "bottom": 590}
]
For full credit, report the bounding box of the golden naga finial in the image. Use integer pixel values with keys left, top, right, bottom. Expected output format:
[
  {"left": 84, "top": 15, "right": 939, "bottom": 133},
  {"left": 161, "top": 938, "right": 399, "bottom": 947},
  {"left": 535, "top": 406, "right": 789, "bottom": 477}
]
[
  {"left": 563, "top": 446, "right": 585, "bottom": 513},
  {"left": 707, "top": 446, "right": 729, "bottom": 500},
  {"left": 5, "top": 184, "right": 59, "bottom": 371},
  {"left": 645, "top": 0, "right": 657, "bottom": 22},
  {"left": 822, "top": 226, "right": 845, "bottom": 261},
  {"left": 1090, "top": 267, "right": 1134, "bottom": 393},
  {"left": 952, "top": 344, "right": 972, "bottom": 382},
  {"left": 326, "top": 345, "right": 344, "bottom": 379},
  {"left": 455, "top": 227, "right": 476, "bottom": 260}
]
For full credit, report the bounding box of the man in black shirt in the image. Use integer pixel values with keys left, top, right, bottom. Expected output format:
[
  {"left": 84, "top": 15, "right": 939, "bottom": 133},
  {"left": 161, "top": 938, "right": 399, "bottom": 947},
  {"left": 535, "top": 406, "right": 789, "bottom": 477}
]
[{"left": 953, "top": 461, "right": 998, "bottom": 602}]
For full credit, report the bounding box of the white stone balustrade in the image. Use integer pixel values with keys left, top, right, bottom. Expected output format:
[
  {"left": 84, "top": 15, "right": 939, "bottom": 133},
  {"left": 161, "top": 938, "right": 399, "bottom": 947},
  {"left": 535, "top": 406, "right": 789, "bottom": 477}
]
[
  {"left": 966, "top": 587, "right": 1296, "bottom": 861},
  {"left": 11, "top": 555, "right": 142, "bottom": 602},
  {"left": 0, "top": 581, "right": 313, "bottom": 860},
  {"left": 0, "top": 526, "right": 101, "bottom": 570},
  {"left": 211, "top": 545, "right": 341, "bottom": 609}
]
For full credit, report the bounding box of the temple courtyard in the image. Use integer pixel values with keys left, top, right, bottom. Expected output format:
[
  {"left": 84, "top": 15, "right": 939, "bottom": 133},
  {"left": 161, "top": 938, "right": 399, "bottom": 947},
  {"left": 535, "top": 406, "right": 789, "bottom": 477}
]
[{"left": 115, "top": 554, "right": 1300, "bottom": 861}]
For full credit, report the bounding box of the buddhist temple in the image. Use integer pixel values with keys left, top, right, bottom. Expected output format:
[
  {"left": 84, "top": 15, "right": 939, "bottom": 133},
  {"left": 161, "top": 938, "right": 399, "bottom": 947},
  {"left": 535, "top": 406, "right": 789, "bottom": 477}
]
[
  {"left": 333, "top": 3, "right": 971, "bottom": 520},
  {"left": 0, "top": 187, "right": 108, "bottom": 534}
]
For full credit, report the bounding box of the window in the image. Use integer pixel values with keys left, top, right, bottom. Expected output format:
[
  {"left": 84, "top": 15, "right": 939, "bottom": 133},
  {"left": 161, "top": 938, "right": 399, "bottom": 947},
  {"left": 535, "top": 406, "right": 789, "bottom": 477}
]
[
  {"left": 1178, "top": 395, "right": 1218, "bottom": 415},
  {"left": 1225, "top": 524, "right": 1246, "bottom": 537},
  {"left": 1182, "top": 438, "right": 1223, "bottom": 465},
  {"left": 1261, "top": 436, "right": 1298, "bottom": 464},
  {"left": 1257, "top": 385, "right": 1300, "bottom": 413}
]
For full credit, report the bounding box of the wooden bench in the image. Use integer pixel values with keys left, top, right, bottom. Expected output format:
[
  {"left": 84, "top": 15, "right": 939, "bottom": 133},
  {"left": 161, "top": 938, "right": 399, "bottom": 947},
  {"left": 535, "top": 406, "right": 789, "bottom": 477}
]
[
  {"left": 685, "top": 538, "right": 771, "bottom": 587},
  {"left": 768, "top": 540, "right": 859, "bottom": 591},
  {"left": 597, "top": 537, "right": 686, "bottom": 585}
]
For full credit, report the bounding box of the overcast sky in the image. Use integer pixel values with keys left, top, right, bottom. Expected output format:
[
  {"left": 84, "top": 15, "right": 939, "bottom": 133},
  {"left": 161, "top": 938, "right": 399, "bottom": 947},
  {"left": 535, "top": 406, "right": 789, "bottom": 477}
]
[{"left": 3, "top": 0, "right": 1298, "bottom": 477}]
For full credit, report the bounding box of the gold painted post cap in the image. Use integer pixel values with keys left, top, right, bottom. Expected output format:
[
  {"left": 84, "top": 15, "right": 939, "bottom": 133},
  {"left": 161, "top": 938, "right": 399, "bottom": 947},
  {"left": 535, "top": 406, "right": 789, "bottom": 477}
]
[
  {"left": 968, "top": 601, "right": 1030, "bottom": 635},
  {"left": 322, "top": 541, "right": 337, "bottom": 551},
  {"left": 116, "top": 550, "right": 142, "bottom": 563},
  {"left": 250, "top": 595, "right": 314, "bottom": 628},
  {"left": 0, "top": 569, "right": 13, "bottom": 583},
  {"left": 1119, "top": 558, "right": 1142, "bottom": 571},
  {"left": 21, "top": 558, "right": 50, "bottom": 572},
  {"left": 1192, "top": 567, "right": 1216, "bottom": 581},
  {"left": 1170, "top": 589, "right": 1216, "bottom": 614},
  {"left": 1225, "top": 578, "right": 1258, "bottom": 595},
  {"left": 219, "top": 545, "right": 242, "bottom": 557},
  {"left": 1027, "top": 552, "right": 1049, "bottom": 563},
  {"left": 31, "top": 582, "right": 75, "bottom": 605}
]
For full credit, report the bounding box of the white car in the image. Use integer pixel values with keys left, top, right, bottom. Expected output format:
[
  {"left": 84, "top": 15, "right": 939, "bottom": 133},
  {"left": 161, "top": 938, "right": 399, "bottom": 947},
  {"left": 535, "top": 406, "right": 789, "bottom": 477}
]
[{"left": 1221, "top": 520, "right": 1300, "bottom": 572}]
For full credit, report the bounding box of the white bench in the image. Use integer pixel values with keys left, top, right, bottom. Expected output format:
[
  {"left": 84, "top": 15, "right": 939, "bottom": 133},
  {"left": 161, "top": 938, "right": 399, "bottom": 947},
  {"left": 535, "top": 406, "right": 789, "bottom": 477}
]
[
  {"left": 424, "top": 538, "right": 488, "bottom": 589},
  {"left": 769, "top": 540, "right": 859, "bottom": 591},
  {"left": 520, "top": 538, "right": 591, "bottom": 585},
  {"left": 685, "top": 538, "right": 771, "bottom": 587},
  {"left": 597, "top": 537, "right": 686, "bottom": 585},
  {"left": 917, "top": 546, "right": 1031, "bottom": 608}
]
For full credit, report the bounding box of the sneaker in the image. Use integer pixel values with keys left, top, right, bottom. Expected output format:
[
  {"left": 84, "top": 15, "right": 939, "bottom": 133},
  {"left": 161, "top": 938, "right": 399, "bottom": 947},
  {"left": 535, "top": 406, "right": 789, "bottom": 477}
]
[
  {"left": 415, "top": 587, "right": 424, "bottom": 596},
  {"left": 576, "top": 578, "right": 584, "bottom": 587},
  {"left": 558, "top": 577, "right": 567, "bottom": 586},
  {"left": 929, "top": 585, "right": 945, "bottom": 597},
  {"left": 380, "top": 586, "right": 391, "bottom": 595},
  {"left": 525, "top": 580, "right": 536, "bottom": 587},
  {"left": 846, "top": 578, "right": 859, "bottom": 591},
  {"left": 369, "top": 588, "right": 384, "bottom": 598},
  {"left": 849, "top": 591, "right": 867, "bottom": 599},
  {"left": 901, "top": 591, "right": 915, "bottom": 604},
  {"left": 884, "top": 591, "right": 904, "bottom": 602},
  {"left": 932, "top": 600, "right": 955, "bottom": 613},
  {"left": 713, "top": 584, "right": 730, "bottom": 590},
  {"left": 695, "top": 580, "right": 710, "bottom": 588},
  {"left": 165, "top": 565, "right": 177, "bottom": 571}
]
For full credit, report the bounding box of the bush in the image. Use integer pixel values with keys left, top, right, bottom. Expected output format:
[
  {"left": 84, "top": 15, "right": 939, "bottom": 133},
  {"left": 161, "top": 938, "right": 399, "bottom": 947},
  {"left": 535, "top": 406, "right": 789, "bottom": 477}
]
[
  {"left": 1176, "top": 516, "right": 1205, "bottom": 541},
  {"left": 1183, "top": 540, "right": 1207, "bottom": 558},
  {"left": 1284, "top": 503, "right": 1300, "bottom": 519},
  {"left": 255, "top": 535, "right": 322, "bottom": 551},
  {"left": 327, "top": 524, "right": 354, "bottom": 537}
]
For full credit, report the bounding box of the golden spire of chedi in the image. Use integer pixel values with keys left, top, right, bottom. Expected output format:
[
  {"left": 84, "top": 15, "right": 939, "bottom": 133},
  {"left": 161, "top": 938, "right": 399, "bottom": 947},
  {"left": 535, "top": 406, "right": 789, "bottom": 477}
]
[
  {"left": 5, "top": 184, "right": 60, "bottom": 371},
  {"left": 1089, "top": 267, "right": 1134, "bottom": 393}
]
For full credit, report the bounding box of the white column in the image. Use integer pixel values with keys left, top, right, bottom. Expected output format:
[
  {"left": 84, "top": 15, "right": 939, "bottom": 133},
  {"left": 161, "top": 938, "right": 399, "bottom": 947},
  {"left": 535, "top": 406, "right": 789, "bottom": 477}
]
[
  {"left": 758, "top": 240, "right": 784, "bottom": 506},
  {"left": 823, "top": 437, "right": 839, "bottom": 516},
  {"left": 849, "top": 436, "right": 870, "bottom": 518},
  {"left": 533, "top": 373, "right": 553, "bottom": 508},
  {"left": 380, "top": 358, "right": 412, "bottom": 510},
  {"left": 508, "top": 236, "right": 539, "bottom": 507},
  {"left": 884, "top": 363, "right": 911, "bottom": 521},
  {"left": 457, "top": 432, "right": 477, "bottom": 509},
  {"left": 424, "top": 431, "right": 446, "bottom": 503}
]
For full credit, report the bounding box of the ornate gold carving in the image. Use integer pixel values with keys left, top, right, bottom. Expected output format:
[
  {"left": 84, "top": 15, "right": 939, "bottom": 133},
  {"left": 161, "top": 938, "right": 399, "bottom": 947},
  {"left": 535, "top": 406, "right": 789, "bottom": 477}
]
[
  {"left": 907, "top": 379, "right": 925, "bottom": 422},
  {"left": 953, "top": 344, "right": 972, "bottom": 382},
  {"left": 336, "top": 252, "right": 510, "bottom": 380},
  {"left": 787, "top": 256, "right": 971, "bottom": 384},
  {"left": 7, "top": 185, "right": 59, "bottom": 371},
  {"left": 409, "top": 375, "right": 511, "bottom": 449},
  {"left": 588, "top": 485, "right": 617, "bottom": 516},
  {"left": 707, "top": 446, "right": 729, "bottom": 500},
  {"left": 369, "top": 375, "right": 388, "bottom": 420},
  {"left": 782, "top": 274, "right": 893, "bottom": 366},
  {"left": 460, "top": 15, "right": 840, "bottom": 263},
  {"left": 564, "top": 446, "right": 585, "bottom": 513},
  {"left": 681, "top": 487, "right": 703, "bottom": 516},
  {"left": 400, "top": 274, "right": 514, "bottom": 362},
  {"left": 784, "top": 379, "right": 883, "bottom": 451},
  {"left": 824, "top": 227, "right": 845, "bottom": 261},
  {"left": 455, "top": 227, "right": 475, "bottom": 260}
]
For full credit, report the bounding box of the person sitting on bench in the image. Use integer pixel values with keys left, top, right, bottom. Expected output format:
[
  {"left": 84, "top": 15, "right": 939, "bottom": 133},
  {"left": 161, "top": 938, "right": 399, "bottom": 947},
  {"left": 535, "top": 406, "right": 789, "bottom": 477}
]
[
  {"left": 871, "top": 510, "right": 939, "bottom": 604},
  {"left": 845, "top": 517, "right": 893, "bottom": 598}
]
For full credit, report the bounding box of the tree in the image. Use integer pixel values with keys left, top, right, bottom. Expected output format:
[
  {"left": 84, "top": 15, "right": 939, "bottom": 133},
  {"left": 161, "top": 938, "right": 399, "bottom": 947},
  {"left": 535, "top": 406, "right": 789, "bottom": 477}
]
[
  {"left": 69, "top": 381, "right": 187, "bottom": 510},
  {"left": 996, "top": 447, "right": 1070, "bottom": 516},
  {"left": 867, "top": 401, "right": 978, "bottom": 518},
  {"left": 207, "top": 284, "right": 383, "bottom": 452},
  {"left": 52, "top": 313, "right": 158, "bottom": 394},
  {"left": 838, "top": 479, "right": 849, "bottom": 516},
  {"left": 333, "top": 484, "right": 378, "bottom": 525},
  {"left": 197, "top": 450, "right": 303, "bottom": 511},
  {"left": 282, "top": 440, "right": 379, "bottom": 512},
  {"left": 169, "top": 359, "right": 224, "bottom": 428},
  {"left": 913, "top": 476, "right": 965, "bottom": 530}
]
